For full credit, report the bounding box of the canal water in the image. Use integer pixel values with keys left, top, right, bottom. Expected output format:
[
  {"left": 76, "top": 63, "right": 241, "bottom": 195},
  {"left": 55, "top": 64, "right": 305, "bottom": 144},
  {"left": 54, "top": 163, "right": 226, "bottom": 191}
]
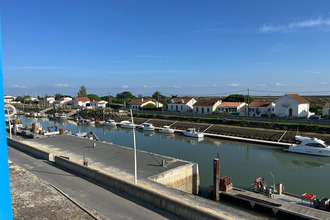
[{"left": 18, "top": 117, "right": 330, "bottom": 199}]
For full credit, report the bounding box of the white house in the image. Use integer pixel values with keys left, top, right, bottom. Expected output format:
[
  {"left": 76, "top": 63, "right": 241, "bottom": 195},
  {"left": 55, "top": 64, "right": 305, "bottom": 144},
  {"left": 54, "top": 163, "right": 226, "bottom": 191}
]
[
  {"left": 274, "top": 94, "right": 310, "bottom": 118},
  {"left": 4, "top": 96, "right": 15, "bottom": 103},
  {"left": 216, "top": 102, "right": 247, "bottom": 116},
  {"left": 91, "top": 100, "right": 108, "bottom": 108},
  {"left": 53, "top": 97, "right": 73, "bottom": 106},
  {"left": 323, "top": 103, "right": 330, "bottom": 116},
  {"left": 129, "top": 99, "right": 163, "bottom": 110},
  {"left": 73, "top": 97, "right": 91, "bottom": 107},
  {"left": 193, "top": 100, "right": 221, "bottom": 114},
  {"left": 168, "top": 97, "right": 196, "bottom": 112},
  {"left": 39, "top": 97, "right": 55, "bottom": 105},
  {"left": 248, "top": 101, "right": 275, "bottom": 117}
]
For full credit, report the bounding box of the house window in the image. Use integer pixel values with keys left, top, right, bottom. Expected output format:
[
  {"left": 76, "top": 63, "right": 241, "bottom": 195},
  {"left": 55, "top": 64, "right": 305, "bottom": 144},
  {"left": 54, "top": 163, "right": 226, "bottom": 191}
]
[
  {"left": 181, "top": 105, "right": 183, "bottom": 110},
  {"left": 268, "top": 108, "right": 270, "bottom": 112},
  {"left": 196, "top": 107, "right": 199, "bottom": 112},
  {"left": 207, "top": 108, "right": 210, "bottom": 113},
  {"left": 272, "top": 108, "right": 274, "bottom": 111},
  {"left": 171, "top": 105, "right": 173, "bottom": 110}
]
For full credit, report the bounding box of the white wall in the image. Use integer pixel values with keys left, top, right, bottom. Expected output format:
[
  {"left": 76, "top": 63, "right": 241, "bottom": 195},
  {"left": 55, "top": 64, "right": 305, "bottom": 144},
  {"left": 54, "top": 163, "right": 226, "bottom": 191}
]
[{"left": 275, "top": 96, "right": 309, "bottom": 117}]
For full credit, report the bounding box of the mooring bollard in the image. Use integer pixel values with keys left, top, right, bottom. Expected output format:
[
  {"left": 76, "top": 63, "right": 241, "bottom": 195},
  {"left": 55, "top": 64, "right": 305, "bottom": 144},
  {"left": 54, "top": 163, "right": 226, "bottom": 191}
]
[
  {"left": 59, "top": 128, "right": 63, "bottom": 135},
  {"left": 13, "top": 120, "right": 17, "bottom": 136},
  {"left": 213, "top": 158, "right": 220, "bottom": 201},
  {"left": 93, "top": 142, "right": 96, "bottom": 148},
  {"left": 161, "top": 160, "right": 166, "bottom": 167},
  {"left": 32, "top": 122, "right": 36, "bottom": 139}
]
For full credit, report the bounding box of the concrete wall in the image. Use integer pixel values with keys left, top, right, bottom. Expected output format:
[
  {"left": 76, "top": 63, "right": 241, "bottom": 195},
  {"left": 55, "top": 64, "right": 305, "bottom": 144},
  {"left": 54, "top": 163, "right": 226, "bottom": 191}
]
[
  {"left": 54, "top": 156, "right": 225, "bottom": 220},
  {"left": 7, "top": 138, "right": 50, "bottom": 160},
  {"left": 149, "top": 163, "right": 200, "bottom": 195}
]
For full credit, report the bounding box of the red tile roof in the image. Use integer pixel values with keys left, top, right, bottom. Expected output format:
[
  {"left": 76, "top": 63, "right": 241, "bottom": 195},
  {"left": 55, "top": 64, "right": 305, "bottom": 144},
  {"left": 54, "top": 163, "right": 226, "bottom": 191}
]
[
  {"left": 288, "top": 94, "right": 309, "bottom": 104},
  {"left": 323, "top": 103, "right": 330, "bottom": 108},
  {"left": 76, "top": 97, "right": 91, "bottom": 102},
  {"left": 193, "top": 100, "right": 220, "bottom": 107},
  {"left": 168, "top": 97, "right": 193, "bottom": 104},
  {"left": 249, "top": 101, "right": 272, "bottom": 107},
  {"left": 219, "top": 102, "right": 244, "bottom": 107}
]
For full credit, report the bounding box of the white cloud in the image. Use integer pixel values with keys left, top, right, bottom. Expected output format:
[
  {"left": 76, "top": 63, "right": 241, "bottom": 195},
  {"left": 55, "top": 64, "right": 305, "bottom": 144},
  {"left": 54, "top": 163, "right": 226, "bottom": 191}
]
[
  {"left": 256, "top": 84, "right": 267, "bottom": 87},
  {"left": 172, "top": 85, "right": 181, "bottom": 88},
  {"left": 228, "top": 83, "right": 239, "bottom": 87},
  {"left": 121, "top": 85, "right": 129, "bottom": 88},
  {"left": 11, "top": 85, "right": 27, "bottom": 88},
  {"left": 320, "top": 82, "right": 328, "bottom": 85},
  {"left": 53, "top": 84, "right": 71, "bottom": 88},
  {"left": 275, "top": 82, "right": 284, "bottom": 86},
  {"left": 259, "top": 17, "right": 330, "bottom": 33},
  {"left": 307, "top": 71, "right": 322, "bottom": 74}
]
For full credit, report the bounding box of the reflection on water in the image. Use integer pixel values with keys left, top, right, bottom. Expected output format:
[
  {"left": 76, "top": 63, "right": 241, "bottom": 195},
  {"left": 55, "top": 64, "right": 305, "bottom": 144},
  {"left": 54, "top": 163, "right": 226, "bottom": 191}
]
[
  {"left": 17, "top": 116, "right": 330, "bottom": 199},
  {"left": 273, "top": 150, "right": 330, "bottom": 168}
]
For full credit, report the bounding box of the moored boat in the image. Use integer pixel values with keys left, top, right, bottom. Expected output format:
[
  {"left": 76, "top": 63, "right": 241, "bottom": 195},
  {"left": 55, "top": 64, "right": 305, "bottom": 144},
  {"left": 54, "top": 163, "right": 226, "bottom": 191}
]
[
  {"left": 103, "top": 119, "right": 116, "bottom": 126},
  {"left": 158, "top": 125, "right": 175, "bottom": 134},
  {"left": 284, "top": 135, "right": 330, "bottom": 157},
  {"left": 120, "top": 120, "right": 136, "bottom": 129},
  {"left": 138, "top": 122, "right": 155, "bottom": 131},
  {"left": 182, "top": 128, "right": 204, "bottom": 138}
]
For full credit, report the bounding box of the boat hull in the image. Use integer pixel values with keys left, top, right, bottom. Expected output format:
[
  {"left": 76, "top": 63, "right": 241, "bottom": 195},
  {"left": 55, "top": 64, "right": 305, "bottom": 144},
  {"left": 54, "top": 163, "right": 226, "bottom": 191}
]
[{"left": 284, "top": 147, "right": 330, "bottom": 157}]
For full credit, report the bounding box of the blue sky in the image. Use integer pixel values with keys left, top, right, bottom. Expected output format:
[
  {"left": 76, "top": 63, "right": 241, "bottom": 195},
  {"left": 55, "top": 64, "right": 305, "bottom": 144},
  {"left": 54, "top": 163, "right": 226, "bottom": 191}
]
[{"left": 1, "top": 0, "right": 330, "bottom": 97}]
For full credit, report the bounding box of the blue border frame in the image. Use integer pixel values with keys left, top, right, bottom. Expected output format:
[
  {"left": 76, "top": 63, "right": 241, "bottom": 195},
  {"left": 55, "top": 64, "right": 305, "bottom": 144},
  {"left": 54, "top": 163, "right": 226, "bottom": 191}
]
[{"left": 0, "top": 21, "right": 13, "bottom": 219}]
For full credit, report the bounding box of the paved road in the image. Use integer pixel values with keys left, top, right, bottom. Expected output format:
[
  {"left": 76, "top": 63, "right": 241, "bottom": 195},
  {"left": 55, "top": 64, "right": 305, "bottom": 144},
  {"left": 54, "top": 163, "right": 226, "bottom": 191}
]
[{"left": 8, "top": 146, "right": 182, "bottom": 220}]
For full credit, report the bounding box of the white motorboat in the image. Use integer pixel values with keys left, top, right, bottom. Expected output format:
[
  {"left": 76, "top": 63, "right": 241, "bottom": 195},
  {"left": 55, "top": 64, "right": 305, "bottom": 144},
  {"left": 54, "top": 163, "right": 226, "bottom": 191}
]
[
  {"left": 54, "top": 113, "right": 67, "bottom": 120},
  {"left": 182, "top": 128, "right": 204, "bottom": 138},
  {"left": 158, "top": 125, "right": 175, "bottom": 134},
  {"left": 284, "top": 135, "right": 330, "bottom": 156},
  {"left": 120, "top": 120, "right": 136, "bottom": 129},
  {"left": 138, "top": 122, "right": 155, "bottom": 131},
  {"left": 103, "top": 119, "right": 116, "bottom": 126}
]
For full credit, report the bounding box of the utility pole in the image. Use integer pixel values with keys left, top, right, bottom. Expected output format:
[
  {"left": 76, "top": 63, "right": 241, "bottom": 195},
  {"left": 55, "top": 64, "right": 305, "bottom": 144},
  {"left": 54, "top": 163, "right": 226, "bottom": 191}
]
[{"left": 247, "top": 88, "right": 250, "bottom": 117}]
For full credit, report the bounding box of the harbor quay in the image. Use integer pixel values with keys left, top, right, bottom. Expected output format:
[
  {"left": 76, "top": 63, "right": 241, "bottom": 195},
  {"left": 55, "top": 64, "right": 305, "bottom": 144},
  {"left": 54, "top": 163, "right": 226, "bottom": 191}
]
[{"left": 7, "top": 134, "right": 260, "bottom": 220}]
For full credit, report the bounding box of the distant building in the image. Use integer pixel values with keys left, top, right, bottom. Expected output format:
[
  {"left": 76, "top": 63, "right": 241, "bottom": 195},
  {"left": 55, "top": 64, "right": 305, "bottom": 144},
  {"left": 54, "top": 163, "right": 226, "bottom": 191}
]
[
  {"left": 129, "top": 99, "right": 163, "bottom": 110},
  {"left": 323, "top": 103, "right": 330, "bottom": 116},
  {"left": 41, "top": 97, "right": 55, "bottom": 105},
  {"left": 193, "top": 100, "right": 221, "bottom": 114},
  {"left": 53, "top": 97, "right": 73, "bottom": 106},
  {"left": 4, "top": 96, "right": 15, "bottom": 103},
  {"left": 73, "top": 97, "right": 91, "bottom": 107},
  {"left": 91, "top": 100, "right": 108, "bottom": 108},
  {"left": 216, "top": 102, "right": 247, "bottom": 116},
  {"left": 168, "top": 97, "right": 196, "bottom": 112},
  {"left": 274, "top": 94, "right": 310, "bottom": 118},
  {"left": 248, "top": 101, "right": 275, "bottom": 117}
]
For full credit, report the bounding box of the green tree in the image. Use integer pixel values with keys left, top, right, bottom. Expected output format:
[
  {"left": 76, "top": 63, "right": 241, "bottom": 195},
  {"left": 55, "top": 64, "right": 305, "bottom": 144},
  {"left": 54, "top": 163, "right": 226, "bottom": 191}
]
[
  {"left": 54, "top": 93, "right": 64, "bottom": 100},
  {"left": 152, "top": 91, "right": 169, "bottom": 107},
  {"left": 223, "top": 94, "right": 254, "bottom": 104},
  {"left": 15, "top": 96, "right": 24, "bottom": 103},
  {"left": 116, "top": 91, "right": 135, "bottom": 102},
  {"left": 87, "top": 94, "right": 101, "bottom": 101},
  {"left": 78, "top": 86, "right": 87, "bottom": 97},
  {"left": 144, "top": 103, "right": 156, "bottom": 108}
]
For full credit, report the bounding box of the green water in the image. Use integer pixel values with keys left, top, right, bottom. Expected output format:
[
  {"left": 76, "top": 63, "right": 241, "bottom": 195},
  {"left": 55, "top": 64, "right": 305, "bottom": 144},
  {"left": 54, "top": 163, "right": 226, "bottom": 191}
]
[{"left": 18, "top": 117, "right": 330, "bottom": 199}]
